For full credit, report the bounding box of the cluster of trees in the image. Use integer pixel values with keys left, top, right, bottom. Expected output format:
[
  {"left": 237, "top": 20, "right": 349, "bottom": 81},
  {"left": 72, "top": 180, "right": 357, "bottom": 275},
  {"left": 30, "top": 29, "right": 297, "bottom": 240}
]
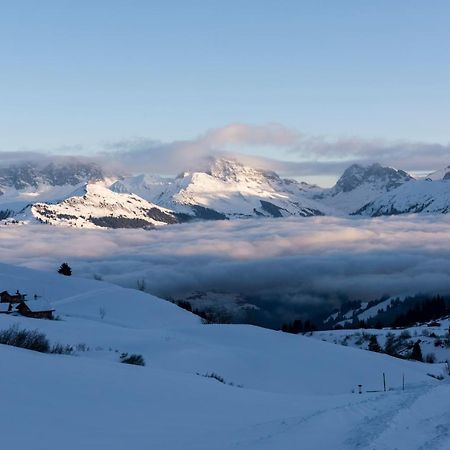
[
  {"left": 281, "top": 319, "right": 317, "bottom": 334},
  {"left": 90, "top": 216, "right": 155, "bottom": 229},
  {"left": 174, "top": 300, "right": 233, "bottom": 324},
  {"left": 333, "top": 295, "right": 450, "bottom": 331},
  {"left": 393, "top": 296, "right": 448, "bottom": 327},
  {"left": 366, "top": 332, "right": 426, "bottom": 362}
]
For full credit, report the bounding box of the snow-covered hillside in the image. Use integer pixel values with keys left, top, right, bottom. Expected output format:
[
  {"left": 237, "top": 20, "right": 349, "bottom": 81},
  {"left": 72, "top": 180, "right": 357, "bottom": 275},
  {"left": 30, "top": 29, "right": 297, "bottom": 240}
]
[
  {"left": 313, "top": 320, "right": 450, "bottom": 365},
  {"left": 23, "top": 184, "right": 179, "bottom": 228},
  {"left": 355, "top": 179, "right": 450, "bottom": 216},
  {"left": 0, "top": 263, "right": 448, "bottom": 449}
]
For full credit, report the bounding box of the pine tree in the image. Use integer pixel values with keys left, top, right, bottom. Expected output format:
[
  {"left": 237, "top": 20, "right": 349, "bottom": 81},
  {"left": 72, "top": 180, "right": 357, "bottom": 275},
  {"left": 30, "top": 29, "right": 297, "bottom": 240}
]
[
  {"left": 411, "top": 340, "right": 423, "bottom": 362},
  {"left": 368, "top": 335, "right": 381, "bottom": 353},
  {"left": 58, "top": 262, "right": 72, "bottom": 276},
  {"left": 384, "top": 332, "right": 397, "bottom": 356}
]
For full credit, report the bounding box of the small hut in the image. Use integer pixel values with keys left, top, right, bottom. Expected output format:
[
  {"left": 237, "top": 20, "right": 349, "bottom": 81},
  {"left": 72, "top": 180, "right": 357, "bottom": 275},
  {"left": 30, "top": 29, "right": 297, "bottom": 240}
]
[
  {"left": 16, "top": 300, "right": 54, "bottom": 320},
  {"left": 0, "top": 290, "right": 26, "bottom": 303}
]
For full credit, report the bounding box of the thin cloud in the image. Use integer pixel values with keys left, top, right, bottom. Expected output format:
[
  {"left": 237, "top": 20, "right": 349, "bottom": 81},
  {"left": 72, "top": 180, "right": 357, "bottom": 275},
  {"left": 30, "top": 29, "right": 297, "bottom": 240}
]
[
  {"left": 289, "top": 136, "right": 450, "bottom": 174},
  {"left": 2, "top": 123, "right": 450, "bottom": 180}
]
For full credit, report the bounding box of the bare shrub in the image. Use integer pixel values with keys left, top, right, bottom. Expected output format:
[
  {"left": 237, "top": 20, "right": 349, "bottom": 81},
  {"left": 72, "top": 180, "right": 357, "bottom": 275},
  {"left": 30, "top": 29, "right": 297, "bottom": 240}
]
[
  {"left": 0, "top": 325, "right": 50, "bottom": 353},
  {"left": 120, "top": 352, "right": 145, "bottom": 366}
]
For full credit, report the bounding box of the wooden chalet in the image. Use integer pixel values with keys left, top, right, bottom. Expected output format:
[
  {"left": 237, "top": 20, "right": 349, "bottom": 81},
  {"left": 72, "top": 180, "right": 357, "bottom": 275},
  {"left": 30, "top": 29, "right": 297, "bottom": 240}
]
[
  {"left": 15, "top": 300, "right": 54, "bottom": 320},
  {"left": 0, "top": 289, "right": 54, "bottom": 319},
  {"left": 0, "top": 290, "right": 26, "bottom": 303}
]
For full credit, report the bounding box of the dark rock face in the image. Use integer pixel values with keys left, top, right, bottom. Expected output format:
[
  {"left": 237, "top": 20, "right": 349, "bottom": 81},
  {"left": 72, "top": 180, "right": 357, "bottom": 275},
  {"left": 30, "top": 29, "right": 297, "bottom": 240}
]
[
  {"left": 259, "top": 200, "right": 285, "bottom": 218},
  {"left": 334, "top": 163, "right": 412, "bottom": 193},
  {"left": 0, "top": 161, "right": 103, "bottom": 190},
  {"left": 0, "top": 209, "right": 13, "bottom": 220}
]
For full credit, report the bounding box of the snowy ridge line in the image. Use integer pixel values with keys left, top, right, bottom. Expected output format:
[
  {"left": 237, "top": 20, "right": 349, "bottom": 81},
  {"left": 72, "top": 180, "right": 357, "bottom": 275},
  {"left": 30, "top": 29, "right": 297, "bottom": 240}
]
[{"left": 4, "top": 158, "right": 450, "bottom": 228}]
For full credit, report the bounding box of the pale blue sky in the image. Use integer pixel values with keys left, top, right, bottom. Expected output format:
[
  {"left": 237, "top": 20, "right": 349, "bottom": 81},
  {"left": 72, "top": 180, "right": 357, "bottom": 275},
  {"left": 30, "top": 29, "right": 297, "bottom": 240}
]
[{"left": 1, "top": 0, "right": 450, "bottom": 172}]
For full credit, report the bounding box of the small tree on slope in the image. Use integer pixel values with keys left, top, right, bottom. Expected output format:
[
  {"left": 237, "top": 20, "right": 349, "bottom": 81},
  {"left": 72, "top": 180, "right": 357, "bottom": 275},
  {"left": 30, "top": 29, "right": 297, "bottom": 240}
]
[
  {"left": 58, "top": 262, "right": 72, "bottom": 276},
  {"left": 411, "top": 340, "right": 423, "bottom": 362},
  {"left": 368, "top": 335, "right": 382, "bottom": 353}
]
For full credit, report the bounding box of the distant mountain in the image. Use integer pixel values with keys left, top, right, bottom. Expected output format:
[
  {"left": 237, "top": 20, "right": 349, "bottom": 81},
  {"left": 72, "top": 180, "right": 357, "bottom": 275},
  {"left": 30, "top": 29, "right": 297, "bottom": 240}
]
[
  {"left": 0, "top": 160, "right": 105, "bottom": 219},
  {"left": 110, "top": 159, "right": 325, "bottom": 219},
  {"left": 354, "top": 178, "right": 450, "bottom": 216},
  {"left": 22, "top": 184, "right": 179, "bottom": 228},
  {"left": 425, "top": 166, "right": 450, "bottom": 181},
  {"left": 333, "top": 163, "right": 412, "bottom": 193},
  {"left": 0, "top": 160, "right": 103, "bottom": 192},
  {"left": 5, "top": 158, "right": 450, "bottom": 227},
  {"left": 311, "top": 163, "right": 414, "bottom": 214}
]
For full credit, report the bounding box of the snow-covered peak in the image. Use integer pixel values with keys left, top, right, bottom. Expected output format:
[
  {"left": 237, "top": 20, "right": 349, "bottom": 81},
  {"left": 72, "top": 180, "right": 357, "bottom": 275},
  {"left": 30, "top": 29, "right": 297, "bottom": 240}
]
[
  {"left": 110, "top": 174, "right": 166, "bottom": 195},
  {"left": 0, "top": 160, "right": 103, "bottom": 191},
  {"left": 310, "top": 163, "right": 414, "bottom": 214},
  {"left": 206, "top": 158, "right": 280, "bottom": 184},
  {"left": 425, "top": 166, "right": 450, "bottom": 181},
  {"left": 107, "top": 158, "right": 325, "bottom": 219},
  {"left": 333, "top": 163, "right": 413, "bottom": 194}
]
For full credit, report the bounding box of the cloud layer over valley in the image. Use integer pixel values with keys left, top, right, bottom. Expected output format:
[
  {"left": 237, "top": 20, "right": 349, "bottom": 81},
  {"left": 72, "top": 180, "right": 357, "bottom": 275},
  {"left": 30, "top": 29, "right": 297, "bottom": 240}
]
[{"left": 1, "top": 216, "right": 450, "bottom": 325}]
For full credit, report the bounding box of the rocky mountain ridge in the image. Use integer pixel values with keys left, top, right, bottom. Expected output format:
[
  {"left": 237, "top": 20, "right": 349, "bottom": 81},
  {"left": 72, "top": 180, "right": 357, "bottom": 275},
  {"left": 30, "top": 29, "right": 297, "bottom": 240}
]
[{"left": 3, "top": 158, "right": 450, "bottom": 227}]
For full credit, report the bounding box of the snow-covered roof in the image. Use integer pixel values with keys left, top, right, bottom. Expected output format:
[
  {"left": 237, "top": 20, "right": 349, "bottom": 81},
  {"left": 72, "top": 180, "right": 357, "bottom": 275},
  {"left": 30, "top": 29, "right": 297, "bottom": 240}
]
[{"left": 19, "top": 300, "right": 54, "bottom": 312}]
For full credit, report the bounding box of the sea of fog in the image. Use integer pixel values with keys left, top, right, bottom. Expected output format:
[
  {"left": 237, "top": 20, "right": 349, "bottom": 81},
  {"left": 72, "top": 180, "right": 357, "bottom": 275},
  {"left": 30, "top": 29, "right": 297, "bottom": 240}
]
[{"left": 1, "top": 215, "right": 449, "bottom": 325}]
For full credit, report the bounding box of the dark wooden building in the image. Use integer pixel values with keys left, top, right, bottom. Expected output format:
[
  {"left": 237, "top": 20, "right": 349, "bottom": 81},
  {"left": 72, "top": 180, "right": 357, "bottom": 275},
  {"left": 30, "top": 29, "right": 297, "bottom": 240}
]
[
  {"left": 0, "top": 290, "right": 26, "bottom": 303},
  {"left": 16, "top": 300, "right": 54, "bottom": 320}
]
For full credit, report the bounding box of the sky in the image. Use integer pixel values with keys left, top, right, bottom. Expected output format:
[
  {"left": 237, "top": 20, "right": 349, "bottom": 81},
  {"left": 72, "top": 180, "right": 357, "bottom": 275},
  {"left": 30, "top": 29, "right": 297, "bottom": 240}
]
[{"left": 1, "top": 1, "right": 450, "bottom": 184}]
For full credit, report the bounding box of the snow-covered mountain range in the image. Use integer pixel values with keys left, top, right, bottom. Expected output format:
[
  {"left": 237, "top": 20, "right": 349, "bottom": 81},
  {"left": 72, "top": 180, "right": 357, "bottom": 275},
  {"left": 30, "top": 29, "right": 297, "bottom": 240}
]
[{"left": 3, "top": 158, "right": 450, "bottom": 228}]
